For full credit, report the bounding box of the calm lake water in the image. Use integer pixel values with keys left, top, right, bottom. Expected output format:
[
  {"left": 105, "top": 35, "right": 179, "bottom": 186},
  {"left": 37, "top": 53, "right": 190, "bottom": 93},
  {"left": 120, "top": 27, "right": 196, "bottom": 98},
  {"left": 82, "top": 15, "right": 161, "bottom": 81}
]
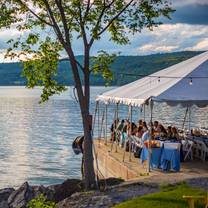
[{"left": 0, "top": 86, "right": 208, "bottom": 188}]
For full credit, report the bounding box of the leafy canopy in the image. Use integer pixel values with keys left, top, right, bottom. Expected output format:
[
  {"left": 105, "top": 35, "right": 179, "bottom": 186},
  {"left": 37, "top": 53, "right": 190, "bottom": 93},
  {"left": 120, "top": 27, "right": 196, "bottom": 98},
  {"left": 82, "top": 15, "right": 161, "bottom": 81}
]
[{"left": 0, "top": 0, "right": 174, "bottom": 101}]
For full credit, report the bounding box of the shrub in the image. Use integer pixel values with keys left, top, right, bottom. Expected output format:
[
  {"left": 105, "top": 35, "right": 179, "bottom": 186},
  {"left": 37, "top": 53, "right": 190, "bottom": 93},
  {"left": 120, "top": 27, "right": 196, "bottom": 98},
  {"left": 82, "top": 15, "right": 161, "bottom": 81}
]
[{"left": 27, "top": 194, "right": 56, "bottom": 208}]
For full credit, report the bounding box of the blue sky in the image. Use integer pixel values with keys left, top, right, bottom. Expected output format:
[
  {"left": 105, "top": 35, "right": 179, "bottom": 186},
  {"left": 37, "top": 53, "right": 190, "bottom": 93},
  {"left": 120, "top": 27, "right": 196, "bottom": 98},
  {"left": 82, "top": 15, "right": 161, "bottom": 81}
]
[{"left": 0, "top": 0, "right": 207, "bottom": 61}]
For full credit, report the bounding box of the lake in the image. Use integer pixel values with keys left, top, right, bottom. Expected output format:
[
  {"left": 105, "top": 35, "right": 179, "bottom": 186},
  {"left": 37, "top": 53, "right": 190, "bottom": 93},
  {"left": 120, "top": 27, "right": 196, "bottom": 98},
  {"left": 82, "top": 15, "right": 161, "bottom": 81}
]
[{"left": 0, "top": 86, "right": 208, "bottom": 189}]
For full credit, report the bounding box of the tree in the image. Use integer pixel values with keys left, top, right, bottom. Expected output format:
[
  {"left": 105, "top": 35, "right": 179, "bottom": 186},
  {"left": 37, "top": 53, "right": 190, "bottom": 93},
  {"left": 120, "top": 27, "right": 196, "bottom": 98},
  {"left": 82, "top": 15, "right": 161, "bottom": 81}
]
[{"left": 0, "top": 0, "right": 174, "bottom": 190}]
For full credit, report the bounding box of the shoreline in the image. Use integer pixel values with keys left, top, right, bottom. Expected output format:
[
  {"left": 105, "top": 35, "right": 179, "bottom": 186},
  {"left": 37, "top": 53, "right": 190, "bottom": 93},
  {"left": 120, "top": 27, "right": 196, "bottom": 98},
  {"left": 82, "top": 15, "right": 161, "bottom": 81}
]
[{"left": 1, "top": 176, "right": 207, "bottom": 208}]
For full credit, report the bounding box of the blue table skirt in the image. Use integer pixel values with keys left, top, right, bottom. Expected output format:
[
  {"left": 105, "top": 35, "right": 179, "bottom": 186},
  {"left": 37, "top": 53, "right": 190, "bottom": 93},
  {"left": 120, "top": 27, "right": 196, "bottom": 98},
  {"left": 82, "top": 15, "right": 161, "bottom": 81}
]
[
  {"left": 160, "top": 148, "right": 180, "bottom": 172},
  {"left": 140, "top": 146, "right": 180, "bottom": 172}
]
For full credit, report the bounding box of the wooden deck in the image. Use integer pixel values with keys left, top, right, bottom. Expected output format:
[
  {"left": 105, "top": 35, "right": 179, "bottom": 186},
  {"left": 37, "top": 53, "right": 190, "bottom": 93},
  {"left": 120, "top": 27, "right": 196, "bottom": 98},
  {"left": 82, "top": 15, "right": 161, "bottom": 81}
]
[{"left": 94, "top": 139, "right": 208, "bottom": 185}]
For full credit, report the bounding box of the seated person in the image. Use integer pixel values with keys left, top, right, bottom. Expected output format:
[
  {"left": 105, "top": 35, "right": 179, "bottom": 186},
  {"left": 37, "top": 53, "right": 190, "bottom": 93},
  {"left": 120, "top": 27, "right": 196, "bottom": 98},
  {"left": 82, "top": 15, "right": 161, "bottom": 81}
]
[
  {"left": 153, "top": 120, "right": 159, "bottom": 132},
  {"left": 142, "top": 121, "right": 148, "bottom": 130},
  {"left": 136, "top": 126, "right": 144, "bottom": 139},
  {"left": 137, "top": 119, "right": 143, "bottom": 128},
  {"left": 171, "top": 126, "right": 180, "bottom": 141},
  {"left": 167, "top": 126, "right": 172, "bottom": 139},
  {"left": 110, "top": 119, "right": 119, "bottom": 141},
  {"left": 158, "top": 124, "right": 167, "bottom": 138}
]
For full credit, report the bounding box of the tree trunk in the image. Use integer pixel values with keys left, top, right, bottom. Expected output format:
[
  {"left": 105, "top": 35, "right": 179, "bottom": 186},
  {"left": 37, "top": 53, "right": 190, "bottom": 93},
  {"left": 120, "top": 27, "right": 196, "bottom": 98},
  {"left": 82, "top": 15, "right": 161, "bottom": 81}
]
[{"left": 66, "top": 49, "right": 95, "bottom": 190}]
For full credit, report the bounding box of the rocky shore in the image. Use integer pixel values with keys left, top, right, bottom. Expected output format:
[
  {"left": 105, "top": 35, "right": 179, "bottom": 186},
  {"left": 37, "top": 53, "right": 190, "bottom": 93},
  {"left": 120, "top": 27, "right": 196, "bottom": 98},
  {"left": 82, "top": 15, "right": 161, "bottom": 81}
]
[{"left": 0, "top": 177, "right": 207, "bottom": 208}]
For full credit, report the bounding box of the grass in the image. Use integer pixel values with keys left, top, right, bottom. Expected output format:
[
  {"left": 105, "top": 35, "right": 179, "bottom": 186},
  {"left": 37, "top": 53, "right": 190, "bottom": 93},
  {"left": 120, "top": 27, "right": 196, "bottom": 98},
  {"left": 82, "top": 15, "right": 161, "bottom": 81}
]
[{"left": 113, "top": 183, "right": 206, "bottom": 208}]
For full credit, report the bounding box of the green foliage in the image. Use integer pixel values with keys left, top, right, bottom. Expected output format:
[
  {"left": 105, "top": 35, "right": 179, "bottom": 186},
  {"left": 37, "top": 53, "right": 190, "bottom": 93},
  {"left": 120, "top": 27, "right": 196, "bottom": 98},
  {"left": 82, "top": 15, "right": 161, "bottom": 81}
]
[
  {"left": 27, "top": 194, "right": 56, "bottom": 208},
  {"left": 0, "top": 0, "right": 174, "bottom": 102},
  {"left": 113, "top": 183, "right": 206, "bottom": 208},
  {"left": 91, "top": 51, "right": 117, "bottom": 85}
]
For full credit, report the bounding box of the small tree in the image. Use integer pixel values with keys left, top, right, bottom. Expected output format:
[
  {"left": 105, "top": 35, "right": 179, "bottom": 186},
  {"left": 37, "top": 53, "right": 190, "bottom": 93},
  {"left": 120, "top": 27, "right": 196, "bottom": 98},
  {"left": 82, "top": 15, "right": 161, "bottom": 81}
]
[{"left": 0, "top": 0, "right": 173, "bottom": 189}]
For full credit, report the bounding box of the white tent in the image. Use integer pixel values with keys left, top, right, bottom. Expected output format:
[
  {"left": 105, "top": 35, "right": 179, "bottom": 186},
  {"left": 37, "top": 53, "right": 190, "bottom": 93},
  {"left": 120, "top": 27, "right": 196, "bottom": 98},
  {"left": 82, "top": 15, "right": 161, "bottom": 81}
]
[{"left": 96, "top": 51, "right": 208, "bottom": 107}]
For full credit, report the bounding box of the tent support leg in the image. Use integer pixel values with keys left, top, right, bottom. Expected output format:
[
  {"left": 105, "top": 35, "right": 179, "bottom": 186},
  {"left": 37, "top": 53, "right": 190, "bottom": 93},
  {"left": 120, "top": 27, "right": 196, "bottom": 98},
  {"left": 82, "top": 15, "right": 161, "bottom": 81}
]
[
  {"left": 182, "top": 107, "right": 189, "bottom": 130},
  {"left": 123, "top": 105, "right": 131, "bottom": 162},
  {"left": 188, "top": 106, "right": 191, "bottom": 131},
  {"left": 115, "top": 103, "right": 119, "bottom": 153},
  {"left": 129, "top": 105, "right": 132, "bottom": 161},
  {"left": 105, "top": 104, "right": 108, "bottom": 145},
  {"left": 148, "top": 99, "right": 154, "bottom": 173},
  {"left": 99, "top": 109, "right": 105, "bottom": 144},
  {"left": 98, "top": 101, "right": 100, "bottom": 147}
]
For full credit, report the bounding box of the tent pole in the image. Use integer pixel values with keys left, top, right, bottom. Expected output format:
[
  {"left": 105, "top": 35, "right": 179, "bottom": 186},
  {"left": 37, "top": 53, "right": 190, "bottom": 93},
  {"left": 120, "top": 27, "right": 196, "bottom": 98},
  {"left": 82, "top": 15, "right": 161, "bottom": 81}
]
[
  {"left": 182, "top": 107, "right": 189, "bottom": 130},
  {"left": 123, "top": 105, "right": 131, "bottom": 162},
  {"left": 129, "top": 105, "right": 132, "bottom": 161},
  {"left": 92, "top": 101, "right": 98, "bottom": 134},
  {"left": 98, "top": 101, "right": 100, "bottom": 147},
  {"left": 105, "top": 104, "right": 108, "bottom": 145},
  {"left": 99, "top": 109, "right": 105, "bottom": 143},
  {"left": 110, "top": 106, "right": 117, "bottom": 152},
  {"left": 148, "top": 99, "right": 153, "bottom": 173},
  {"left": 115, "top": 103, "right": 119, "bottom": 153},
  {"left": 144, "top": 104, "right": 146, "bottom": 121},
  {"left": 188, "top": 106, "right": 191, "bottom": 131}
]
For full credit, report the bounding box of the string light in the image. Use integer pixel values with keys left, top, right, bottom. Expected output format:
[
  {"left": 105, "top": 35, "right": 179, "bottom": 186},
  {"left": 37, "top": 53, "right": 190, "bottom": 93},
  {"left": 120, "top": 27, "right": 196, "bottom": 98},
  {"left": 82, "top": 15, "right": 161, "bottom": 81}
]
[
  {"left": 158, "top": 77, "right": 160, "bottom": 82},
  {"left": 189, "top": 78, "right": 193, "bottom": 85},
  {"left": 118, "top": 72, "right": 208, "bottom": 79}
]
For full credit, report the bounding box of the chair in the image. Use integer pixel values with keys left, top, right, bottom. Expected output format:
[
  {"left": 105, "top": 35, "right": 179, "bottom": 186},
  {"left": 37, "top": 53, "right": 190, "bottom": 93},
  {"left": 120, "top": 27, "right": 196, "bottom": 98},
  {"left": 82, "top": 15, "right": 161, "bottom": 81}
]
[
  {"left": 183, "top": 140, "right": 193, "bottom": 161},
  {"left": 195, "top": 140, "right": 208, "bottom": 161}
]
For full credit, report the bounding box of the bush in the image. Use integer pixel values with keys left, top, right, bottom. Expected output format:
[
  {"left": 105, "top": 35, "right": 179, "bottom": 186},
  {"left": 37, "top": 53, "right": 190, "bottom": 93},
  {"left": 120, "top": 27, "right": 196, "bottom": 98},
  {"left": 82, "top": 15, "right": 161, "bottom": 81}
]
[{"left": 27, "top": 194, "right": 56, "bottom": 208}]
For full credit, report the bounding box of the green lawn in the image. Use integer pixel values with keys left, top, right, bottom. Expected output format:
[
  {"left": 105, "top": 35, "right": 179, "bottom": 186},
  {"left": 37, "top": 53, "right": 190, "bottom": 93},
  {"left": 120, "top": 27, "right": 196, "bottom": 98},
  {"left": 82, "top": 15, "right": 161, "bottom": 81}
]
[{"left": 114, "top": 183, "right": 206, "bottom": 208}]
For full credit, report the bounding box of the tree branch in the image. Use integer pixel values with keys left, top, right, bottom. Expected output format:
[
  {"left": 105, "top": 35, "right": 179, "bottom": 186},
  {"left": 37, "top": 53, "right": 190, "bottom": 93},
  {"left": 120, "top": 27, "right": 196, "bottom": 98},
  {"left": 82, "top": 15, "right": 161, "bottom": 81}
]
[
  {"left": 89, "top": 0, "right": 117, "bottom": 47},
  {"left": 98, "top": 0, "right": 134, "bottom": 36},
  {"left": 15, "top": 0, "right": 54, "bottom": 27}
]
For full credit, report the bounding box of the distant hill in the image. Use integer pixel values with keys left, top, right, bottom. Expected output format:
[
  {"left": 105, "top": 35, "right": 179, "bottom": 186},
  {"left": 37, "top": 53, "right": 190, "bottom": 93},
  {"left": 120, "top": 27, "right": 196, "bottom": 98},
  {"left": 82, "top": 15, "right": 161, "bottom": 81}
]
[{"left": 0, "top": 51, "right": 203, "bottom": 86}]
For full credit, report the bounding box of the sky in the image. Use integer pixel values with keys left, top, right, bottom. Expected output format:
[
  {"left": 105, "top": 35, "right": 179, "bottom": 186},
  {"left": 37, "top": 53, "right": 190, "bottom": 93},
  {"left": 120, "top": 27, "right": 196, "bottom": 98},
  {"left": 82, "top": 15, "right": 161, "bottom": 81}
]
[{"left": 0, "top": 0, "right": 208, "bottom": 62}]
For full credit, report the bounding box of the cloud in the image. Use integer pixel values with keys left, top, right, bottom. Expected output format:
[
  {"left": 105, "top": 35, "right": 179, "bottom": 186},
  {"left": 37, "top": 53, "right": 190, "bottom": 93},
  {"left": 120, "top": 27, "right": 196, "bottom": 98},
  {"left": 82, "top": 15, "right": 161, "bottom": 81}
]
[
  {"left": 138, "top": 44, "right": 178, "bottom": 53},
  {"left": 172, "top": 0, "right": 208, "bottom": 7},
  {"left": 132, "top": 23, "right": 208, "bottom": 54},
  {"left": 185, "top": 38, "right": 208, "bottom": 51}
]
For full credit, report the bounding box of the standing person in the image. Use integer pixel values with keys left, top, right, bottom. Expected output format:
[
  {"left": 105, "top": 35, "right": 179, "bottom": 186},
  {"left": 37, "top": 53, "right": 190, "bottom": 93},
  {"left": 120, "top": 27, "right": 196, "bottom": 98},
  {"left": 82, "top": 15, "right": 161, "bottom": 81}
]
[
  {"left": 142, "top": 125, "right": 150, "bottom": 147},
  {"left": 110, "top": 119, "right": 119, "bottom": 141}
]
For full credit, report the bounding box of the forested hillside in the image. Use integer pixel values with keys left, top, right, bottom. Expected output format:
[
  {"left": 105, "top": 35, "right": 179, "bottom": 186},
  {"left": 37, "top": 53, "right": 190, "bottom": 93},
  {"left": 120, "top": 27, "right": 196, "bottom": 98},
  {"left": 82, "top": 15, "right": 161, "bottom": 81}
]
[{"left": 0, "top": 51, "right": 203, "bottom": 86}]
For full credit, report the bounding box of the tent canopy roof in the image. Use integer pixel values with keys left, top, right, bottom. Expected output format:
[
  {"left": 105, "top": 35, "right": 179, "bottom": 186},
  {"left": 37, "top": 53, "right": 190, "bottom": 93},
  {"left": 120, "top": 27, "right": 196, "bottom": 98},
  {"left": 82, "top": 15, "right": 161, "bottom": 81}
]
[{"left": 96, "top": 51, "right": 208, "bottom": 107}]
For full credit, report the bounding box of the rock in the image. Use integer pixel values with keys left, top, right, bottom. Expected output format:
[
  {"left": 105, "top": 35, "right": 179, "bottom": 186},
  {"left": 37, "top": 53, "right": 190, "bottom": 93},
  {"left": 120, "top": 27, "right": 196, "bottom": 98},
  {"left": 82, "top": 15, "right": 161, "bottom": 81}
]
[
  {"left": 0, "top": 188, "right": 14, "bottom": 202},
  {"left": 57, "top": 192, "right": 113, "bottom": 208},
  {"left": 0, "top": 188, "right": 14, "bottom": 208},
  {"left": 8, "top": 182, "right": 55, "bottom": 208},
  {"left": 0, "top": 200, "right": 9, "bottom": 208},
  {"left": 48, "top": 179, "right": 83, "bottom": 203},
  {"left": 8, "top": 182, "right": 32, "bottom": 208}
]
